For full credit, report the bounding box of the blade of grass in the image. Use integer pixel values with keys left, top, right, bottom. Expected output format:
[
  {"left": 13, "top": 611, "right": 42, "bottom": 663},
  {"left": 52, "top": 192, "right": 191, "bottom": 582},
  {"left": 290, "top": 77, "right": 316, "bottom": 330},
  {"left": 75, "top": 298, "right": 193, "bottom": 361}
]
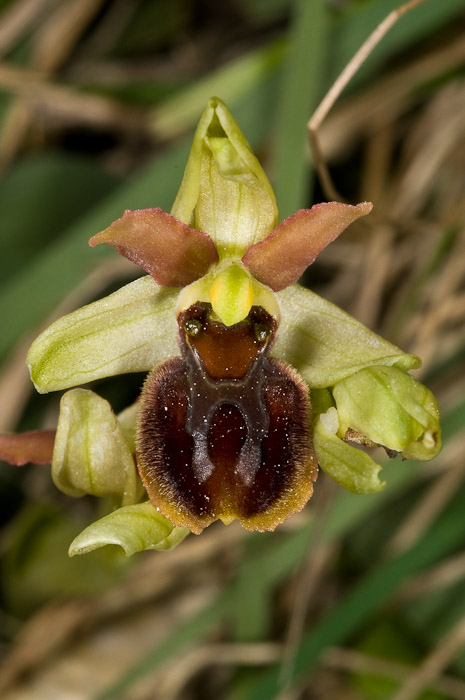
[
  {"left": 150, "top": 41, "right": 284, "bottom": 140},
  {"left": 242, "top": 480, "right": 465, "bottom": 699},
  {"left": 0, "top": 153, "right": 120, "bottom": 286},
  {"left": 93, "top": 590, "right": 231, "bottom": 700},
  {"left": 330, "top": 0, "right": 465, "bottom": 89},
  {"left": 271, "top": 0, "right": 328, "bottom": 218}
]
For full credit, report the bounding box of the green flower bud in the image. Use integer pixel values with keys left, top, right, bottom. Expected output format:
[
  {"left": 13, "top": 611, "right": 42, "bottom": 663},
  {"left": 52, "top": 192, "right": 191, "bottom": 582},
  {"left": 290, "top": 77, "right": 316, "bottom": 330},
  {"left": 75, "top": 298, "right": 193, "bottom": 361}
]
[
  {"left": 332, "top": 366, "right": 441, "bottom": 461},
  {"left": 52, "top": 389, "right": 143, "bottom": 507}
]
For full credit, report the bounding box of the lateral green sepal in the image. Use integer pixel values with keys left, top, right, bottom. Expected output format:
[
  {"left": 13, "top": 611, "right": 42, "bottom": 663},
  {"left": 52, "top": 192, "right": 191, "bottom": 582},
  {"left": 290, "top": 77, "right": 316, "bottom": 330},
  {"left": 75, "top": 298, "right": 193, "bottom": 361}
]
[
  {"left": 27, "top": 276, "right": 179, "bottom": 393},
  {"left": 273, "top": 284, "right": 420, "bottom": 389}
]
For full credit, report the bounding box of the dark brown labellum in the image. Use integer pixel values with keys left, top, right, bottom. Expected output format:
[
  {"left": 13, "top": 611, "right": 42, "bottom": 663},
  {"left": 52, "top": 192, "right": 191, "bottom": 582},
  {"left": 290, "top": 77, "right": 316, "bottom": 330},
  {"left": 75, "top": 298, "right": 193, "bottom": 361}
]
[{"left": 137, "top": 302, "right": 318, "bottom": 534}]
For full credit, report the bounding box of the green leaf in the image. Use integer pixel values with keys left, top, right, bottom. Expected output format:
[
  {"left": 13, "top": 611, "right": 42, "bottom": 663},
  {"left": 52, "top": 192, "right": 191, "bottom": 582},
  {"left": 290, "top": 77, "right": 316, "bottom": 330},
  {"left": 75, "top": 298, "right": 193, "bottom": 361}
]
[
  {"left": 273, "top": 283, "right": 420, "bottom": 388},
  {"left": 271, "top": 0, "right": 328, "bottom": 217},
  {"left": 69, "top": 501, "right": 189, "bottom": 557},
  {"left": 0, "top": 154, "right": 119, "bottom": 287},
  {"left": 27, "top": 276, "right": 179, "bottom": 393}
]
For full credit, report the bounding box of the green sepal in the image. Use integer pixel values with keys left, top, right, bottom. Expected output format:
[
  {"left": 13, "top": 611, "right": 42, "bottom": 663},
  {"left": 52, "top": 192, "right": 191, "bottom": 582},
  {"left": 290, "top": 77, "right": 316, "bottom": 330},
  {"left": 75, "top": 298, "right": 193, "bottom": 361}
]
[
  {"left": 314, "top": 408, "right": 385, "bottom": 494},
  {"left": 333, "top": 366, "right": 441, "bottom": 461},
  {"left": 52, "top": 389, "right": 143, "bottom": 507},
  {"left": 27, "top": 276, "right": 179, "bottom": 393},
  {"left": 273, "top": 284, "right": 420, "bottom": 389},
  {"left": 171, "top": 97, "right": 278, "bottom": 258},
  {"left": 68, "top": 502, "right": 190, "bottom": 557}
]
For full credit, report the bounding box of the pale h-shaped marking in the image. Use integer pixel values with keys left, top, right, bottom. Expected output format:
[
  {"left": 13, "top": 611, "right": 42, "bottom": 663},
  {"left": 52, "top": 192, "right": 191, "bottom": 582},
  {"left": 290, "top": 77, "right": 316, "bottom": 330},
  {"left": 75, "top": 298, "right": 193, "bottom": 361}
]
[{"left": 183, "top": 340, "right": 270, "bottom": 486}]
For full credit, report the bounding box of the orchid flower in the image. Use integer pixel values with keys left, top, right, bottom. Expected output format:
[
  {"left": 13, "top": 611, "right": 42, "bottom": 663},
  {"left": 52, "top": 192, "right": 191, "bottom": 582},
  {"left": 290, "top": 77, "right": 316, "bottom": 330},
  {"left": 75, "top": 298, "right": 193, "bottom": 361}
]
[{"left": 0, "top": 98, "right": 441, "bottom": 556}]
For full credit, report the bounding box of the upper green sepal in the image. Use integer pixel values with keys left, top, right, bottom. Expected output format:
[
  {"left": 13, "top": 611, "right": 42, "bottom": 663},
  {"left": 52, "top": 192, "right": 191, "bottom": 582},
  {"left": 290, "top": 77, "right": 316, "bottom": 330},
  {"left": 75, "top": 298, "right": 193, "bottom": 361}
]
[
  {"left": 69, "top": 501, "right": 189, "bottom": 557},
  {"left": 170, "top": 97, "right": 278, "bottom": 258}
]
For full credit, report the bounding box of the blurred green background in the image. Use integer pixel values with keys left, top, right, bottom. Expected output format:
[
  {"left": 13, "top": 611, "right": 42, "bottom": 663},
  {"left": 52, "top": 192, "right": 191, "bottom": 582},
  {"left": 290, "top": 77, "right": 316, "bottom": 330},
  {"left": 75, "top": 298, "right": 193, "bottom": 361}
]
[{"left": 1, "top": 0, "right": 465, "bottom": 698}]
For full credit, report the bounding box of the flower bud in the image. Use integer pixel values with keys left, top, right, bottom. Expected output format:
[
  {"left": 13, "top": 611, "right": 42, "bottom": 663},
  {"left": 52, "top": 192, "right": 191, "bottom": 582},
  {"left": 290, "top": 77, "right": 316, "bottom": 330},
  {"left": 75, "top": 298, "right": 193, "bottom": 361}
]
[
  {"left": 52, "top": 389, "right": 143, "bottom": 507},
  {"left": 332, "top": 366, "right": 441, "bottom": 461}
]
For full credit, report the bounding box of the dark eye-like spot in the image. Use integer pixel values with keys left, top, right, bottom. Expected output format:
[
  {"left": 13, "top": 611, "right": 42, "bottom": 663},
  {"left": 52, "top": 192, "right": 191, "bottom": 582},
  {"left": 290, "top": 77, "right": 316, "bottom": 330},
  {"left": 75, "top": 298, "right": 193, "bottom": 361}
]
[
  {"left": 254, "top": 322, "right": 271, "bottom": 344},
  {"left": 184, "top": 318, "right": 202, "bottom": 337}
]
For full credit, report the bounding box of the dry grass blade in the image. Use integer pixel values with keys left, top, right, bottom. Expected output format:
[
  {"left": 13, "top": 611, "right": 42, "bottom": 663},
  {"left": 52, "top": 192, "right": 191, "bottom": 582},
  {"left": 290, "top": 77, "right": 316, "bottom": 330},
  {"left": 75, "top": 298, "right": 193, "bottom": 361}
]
[
  {"left": 0, "top": 62, "right": 147, "bottom": 133},
  {"left": 0, "top": 0, "right": 102, "bottom": 165},
  {"left": 350, "top": 223, "right": 395, "bottom": 327},
  {"left": 397, "top": 551, "right": 465, "bottom": 603},
  {"left": 0, "top": 524, "right": 245, "bottom": 698},
  {"left": 0, "top": 0, "right": 134, "bottom": 168},
  {"left": 391, "top": 83, "right": 465, "bottom": 219},
  {"left": 33, "top": 0, "right": 108, "bottom": 72},
  {"left": 308, "top": 0, "right": 427, "bottom": 201},
  {"left": 405, "top": 227, "right": 465, "bottom": 365},
  {"left": 323, "top": 647, "right": 465, "bottom": 700},
  {"left": 80, "top": 0, "right": 142, "bottom": 57},
  {"left": 0, "top": 0, "right": 59, "bottom": 56},
  {"left": 319, "top": 32, "right": 465, "bottom": 163},
  {"left": 156, "top": 643, "right": 282, "bottom": 700},
  {"left": 390, "top": 615, "right": 465, "bottom": 700},
  {"left": 279, "top": 478, "right": 337, "bottom": 693}
]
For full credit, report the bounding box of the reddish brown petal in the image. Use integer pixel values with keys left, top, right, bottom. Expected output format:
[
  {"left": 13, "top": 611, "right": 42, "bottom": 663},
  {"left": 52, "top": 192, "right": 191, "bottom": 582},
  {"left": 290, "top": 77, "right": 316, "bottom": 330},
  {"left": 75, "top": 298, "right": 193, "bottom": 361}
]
[
  {"left": 242, "top": 201, "right": 373, "bottom": 291},
  {"left": 0, "top": 430, "right": 55, "bottom": 465},
  {"left": 90, "top": 207, "right": 219, "bottom": 287},
  {"left": 136, "top": 304, "right": 318, "bottom": 534}
]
